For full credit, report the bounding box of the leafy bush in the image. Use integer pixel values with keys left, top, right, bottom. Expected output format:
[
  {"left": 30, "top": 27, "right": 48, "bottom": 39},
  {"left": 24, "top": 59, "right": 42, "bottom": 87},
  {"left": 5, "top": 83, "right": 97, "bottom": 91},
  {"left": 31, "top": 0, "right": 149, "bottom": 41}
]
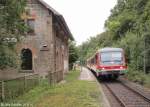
[
  {"left": 127, "top": 68, "right": 147, "bottom": 85},
  {"left": 0, "top": 45, "right": 18, "bottom": 69},
  {"left": 0, "top": 0, "right": 27, "bottom": 69}
]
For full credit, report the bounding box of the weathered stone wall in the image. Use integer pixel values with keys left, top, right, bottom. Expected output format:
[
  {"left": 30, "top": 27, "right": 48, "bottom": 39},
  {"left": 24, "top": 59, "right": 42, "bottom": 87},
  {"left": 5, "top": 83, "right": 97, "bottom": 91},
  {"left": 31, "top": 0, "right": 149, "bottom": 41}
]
[
  {"left": 18, "top": 0, "right": 53, "bottom": 77},
  {"left": 53, "top": 22, "right": 69, "bottom": 81},
  {"left": 2, "top": 0, "right": 70, "bottom": 83},
  {"left": 64, "top": 40, "right": 69, "bottom": 74}
]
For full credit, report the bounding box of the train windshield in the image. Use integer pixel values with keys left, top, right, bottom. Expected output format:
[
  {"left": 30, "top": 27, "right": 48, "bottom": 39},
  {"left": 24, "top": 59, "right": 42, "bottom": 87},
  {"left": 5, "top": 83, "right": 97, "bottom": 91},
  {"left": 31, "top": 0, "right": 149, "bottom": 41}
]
[{"left": 100, "top": 51, "right": 123, "bottom": 65}]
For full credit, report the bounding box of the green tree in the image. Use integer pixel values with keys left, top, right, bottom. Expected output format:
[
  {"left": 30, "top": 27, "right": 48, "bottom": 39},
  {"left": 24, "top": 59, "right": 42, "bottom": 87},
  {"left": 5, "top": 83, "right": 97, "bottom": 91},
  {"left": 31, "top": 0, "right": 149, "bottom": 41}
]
[
  {"left": 69, "top": 41, "right": 79, "bottom": 69},
  {"left": 79, "top": 0, "right": 150, "bottom": 73},
  {"left": 0, "top": 0, "right": 27, "bottom": 69}
]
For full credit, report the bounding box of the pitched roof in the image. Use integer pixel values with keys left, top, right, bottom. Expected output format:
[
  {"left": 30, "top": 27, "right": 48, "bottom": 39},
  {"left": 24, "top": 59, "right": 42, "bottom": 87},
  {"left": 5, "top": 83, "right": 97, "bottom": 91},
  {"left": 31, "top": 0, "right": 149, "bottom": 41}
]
[{"left": 38, "top": 0, "right": 74, "bottom": 40}]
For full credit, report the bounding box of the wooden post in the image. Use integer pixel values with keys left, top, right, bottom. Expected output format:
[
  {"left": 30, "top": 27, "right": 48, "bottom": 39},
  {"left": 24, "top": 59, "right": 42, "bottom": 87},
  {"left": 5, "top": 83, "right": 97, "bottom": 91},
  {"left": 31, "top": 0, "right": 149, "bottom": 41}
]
[
  {"left": 49, "top": 72, "right": 53, "bottom": 85},
  {"left": 24, "top": 76, "right": 26, "bottom": 91},
  {"left": 38, "top": 74, "right": 40, "bottom": 86},
  {"left": 2, "top": 81, "right": 5, "bottom": 101},
  {"left": 54, "top": 71, "right": 57, "bottom": 84},
  {"left": 144, "top": 36, "right": 146, "bottom": 74}
]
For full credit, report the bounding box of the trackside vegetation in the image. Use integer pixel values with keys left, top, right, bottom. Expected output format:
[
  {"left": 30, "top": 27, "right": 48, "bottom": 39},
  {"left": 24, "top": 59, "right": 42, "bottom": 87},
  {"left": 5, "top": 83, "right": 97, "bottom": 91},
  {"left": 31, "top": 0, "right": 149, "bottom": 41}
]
[
  {"left": 78, "top": 0, "right": 150, "bottom": 88},
  {"left": 127, "top": 68, "right": 150, "bottom": 88},
  {"left": 15, "top": 70, "right": 102, "bottom": 107}
]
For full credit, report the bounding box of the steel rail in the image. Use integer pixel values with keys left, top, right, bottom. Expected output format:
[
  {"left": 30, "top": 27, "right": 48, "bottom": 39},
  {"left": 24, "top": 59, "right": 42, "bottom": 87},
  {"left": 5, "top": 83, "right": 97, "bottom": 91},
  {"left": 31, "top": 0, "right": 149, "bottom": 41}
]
[
  {"left": 119, "top": 80, "right": 150, "bottom": 103},
  {"left": 104, "top": 82, "right": 126, "bottom": 107},
  {"left": 104, "top": 81, "right": 150, "bottom": 107}
]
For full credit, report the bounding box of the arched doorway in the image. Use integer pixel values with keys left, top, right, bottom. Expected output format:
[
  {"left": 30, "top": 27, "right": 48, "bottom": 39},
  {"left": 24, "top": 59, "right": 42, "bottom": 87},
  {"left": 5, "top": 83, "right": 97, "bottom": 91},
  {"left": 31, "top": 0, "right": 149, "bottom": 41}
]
[{"left": 21, "top": 49, "right": 33, "bottom": 70}]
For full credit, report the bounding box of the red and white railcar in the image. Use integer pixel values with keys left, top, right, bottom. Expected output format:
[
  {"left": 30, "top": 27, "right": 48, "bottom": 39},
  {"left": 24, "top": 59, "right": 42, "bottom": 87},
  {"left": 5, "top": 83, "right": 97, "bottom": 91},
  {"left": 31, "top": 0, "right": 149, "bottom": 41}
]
[{"left": 87, "top": 48, "right": 127, "bottom": 79}]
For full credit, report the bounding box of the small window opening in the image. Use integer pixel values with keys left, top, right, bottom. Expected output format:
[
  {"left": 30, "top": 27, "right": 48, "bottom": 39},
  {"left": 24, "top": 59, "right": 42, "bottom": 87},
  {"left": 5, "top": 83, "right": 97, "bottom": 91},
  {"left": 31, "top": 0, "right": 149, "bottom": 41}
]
[{"left": 27, "top": 19, "right": 35, "bottom": 34}]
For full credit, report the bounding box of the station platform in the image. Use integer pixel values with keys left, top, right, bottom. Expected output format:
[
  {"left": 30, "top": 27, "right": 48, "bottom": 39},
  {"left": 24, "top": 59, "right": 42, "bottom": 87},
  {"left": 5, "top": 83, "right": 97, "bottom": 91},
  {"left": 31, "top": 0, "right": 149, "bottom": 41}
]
[
  {"left": 79, "top": 67, "right": 95, "bottom": 81},
  {"left": 78, "top": 67, "right": 111, "bottom": 107}
]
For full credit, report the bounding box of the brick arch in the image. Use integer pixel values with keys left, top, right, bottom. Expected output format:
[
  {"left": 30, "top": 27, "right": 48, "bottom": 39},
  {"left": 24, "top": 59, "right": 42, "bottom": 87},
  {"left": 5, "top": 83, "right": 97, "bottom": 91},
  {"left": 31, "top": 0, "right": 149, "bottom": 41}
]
[{"left": 18, "top": 44, "right": 37, "bottom": 57}]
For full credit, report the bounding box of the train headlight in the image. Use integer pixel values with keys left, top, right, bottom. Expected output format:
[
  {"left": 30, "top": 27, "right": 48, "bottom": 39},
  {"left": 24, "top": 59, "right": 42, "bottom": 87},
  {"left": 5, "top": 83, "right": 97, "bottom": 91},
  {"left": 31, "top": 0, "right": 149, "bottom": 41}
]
[
  {"left": 102, "top": 67, "right": 105, "bottom": 70},
  {"left": 120, "top": 67, "right": 123, "bottom": 69}
]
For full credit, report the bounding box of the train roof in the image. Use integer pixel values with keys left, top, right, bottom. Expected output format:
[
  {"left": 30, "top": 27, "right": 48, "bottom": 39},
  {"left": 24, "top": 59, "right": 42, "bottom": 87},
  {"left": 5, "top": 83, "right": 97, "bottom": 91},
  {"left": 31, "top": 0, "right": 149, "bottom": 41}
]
[
  {"left": 98, "top": 47, "right": 123, "bottom": 52},
  {"left": 87, "top": 47, "right": 124, "bottom": 61}
]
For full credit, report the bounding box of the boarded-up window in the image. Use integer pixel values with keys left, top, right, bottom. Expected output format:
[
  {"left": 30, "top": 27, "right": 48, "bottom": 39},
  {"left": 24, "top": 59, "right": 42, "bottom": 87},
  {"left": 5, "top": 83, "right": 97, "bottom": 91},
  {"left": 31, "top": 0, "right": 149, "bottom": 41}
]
[{"left": 27, "top": 19, "right": 35, "bottom": 34}]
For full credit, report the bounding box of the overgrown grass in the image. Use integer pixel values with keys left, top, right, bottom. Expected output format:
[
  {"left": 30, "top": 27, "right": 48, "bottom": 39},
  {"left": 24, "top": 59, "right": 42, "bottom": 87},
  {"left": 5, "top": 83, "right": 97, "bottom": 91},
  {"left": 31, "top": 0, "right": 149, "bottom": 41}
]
[
  {"left": 14, "top": 70, "right": 101, "bottom": 107},
  {"left": 1, "top": 76, "right": 39, "bottom": 102},
  {"left": 127, "top": 68, "right": 150, "bottom": 88}
]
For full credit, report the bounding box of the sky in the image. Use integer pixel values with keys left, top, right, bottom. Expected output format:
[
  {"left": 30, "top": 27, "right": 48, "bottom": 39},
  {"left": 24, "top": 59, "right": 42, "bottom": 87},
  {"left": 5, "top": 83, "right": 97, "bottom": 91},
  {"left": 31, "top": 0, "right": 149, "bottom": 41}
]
[{"left": 44, "top": 0, "right": 117, "bottom": 45}]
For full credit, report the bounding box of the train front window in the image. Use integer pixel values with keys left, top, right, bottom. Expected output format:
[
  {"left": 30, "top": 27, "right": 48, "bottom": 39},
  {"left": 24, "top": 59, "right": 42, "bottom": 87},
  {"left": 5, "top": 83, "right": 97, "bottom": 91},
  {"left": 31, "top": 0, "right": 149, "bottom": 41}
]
[{"left": 100, "top": 51, "right": 123, "bottom": 65}]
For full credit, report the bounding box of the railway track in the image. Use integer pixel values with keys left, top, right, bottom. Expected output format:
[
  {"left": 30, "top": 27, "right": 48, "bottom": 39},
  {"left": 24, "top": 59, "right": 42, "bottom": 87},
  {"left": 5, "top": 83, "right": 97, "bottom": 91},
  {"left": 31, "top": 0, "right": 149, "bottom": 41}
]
[{"left": 101, "top": 80, "right": 150, "bottom": 107}]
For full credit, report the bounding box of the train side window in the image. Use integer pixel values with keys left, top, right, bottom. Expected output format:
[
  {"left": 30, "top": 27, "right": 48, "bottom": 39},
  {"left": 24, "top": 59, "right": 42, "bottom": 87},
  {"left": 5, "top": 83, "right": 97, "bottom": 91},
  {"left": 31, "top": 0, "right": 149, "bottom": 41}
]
[
  {"left": 94, "top": 56, "right": 96, "bottom": 64},
  {"left": 95, "top": 55, "right": 98, "bottom": 64}
]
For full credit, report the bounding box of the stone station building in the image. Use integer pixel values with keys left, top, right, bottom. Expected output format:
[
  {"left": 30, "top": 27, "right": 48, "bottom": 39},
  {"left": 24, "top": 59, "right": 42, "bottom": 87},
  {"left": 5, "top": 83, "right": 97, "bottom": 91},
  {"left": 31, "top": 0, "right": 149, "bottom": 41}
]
[{"left": 17, "top": 0, "right": 73, "bottom": 83}]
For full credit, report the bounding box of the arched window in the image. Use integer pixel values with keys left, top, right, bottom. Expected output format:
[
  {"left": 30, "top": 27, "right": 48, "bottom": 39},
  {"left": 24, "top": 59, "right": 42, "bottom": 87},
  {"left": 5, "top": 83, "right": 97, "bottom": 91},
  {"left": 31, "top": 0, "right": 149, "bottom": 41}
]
[{"left": 21, "top": 49, "right": 32, "bottom": 70}]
